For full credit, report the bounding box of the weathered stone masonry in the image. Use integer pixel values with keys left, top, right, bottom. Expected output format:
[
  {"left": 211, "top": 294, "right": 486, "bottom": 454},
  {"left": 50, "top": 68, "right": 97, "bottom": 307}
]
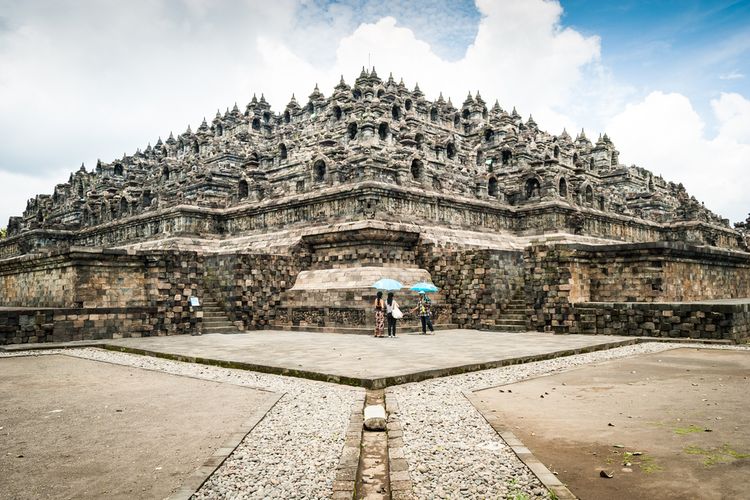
[
  {"left": 1, "top": 69, "right": 749, "bottom": 343},
  {"left": 524, "top": 242, "right": 750, "bottom": 340},
  {"left": 0, "top": 249, "right": 204, "bottom": 344}
]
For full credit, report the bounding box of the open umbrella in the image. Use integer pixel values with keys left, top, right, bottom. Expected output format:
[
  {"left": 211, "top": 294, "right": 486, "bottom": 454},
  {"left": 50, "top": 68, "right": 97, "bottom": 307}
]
[
  {"left": 372, "top": 278, "right": 403, "bottom": 291},
  {"left": 410, "top": 282, "right": 438, "bottom": 293}
]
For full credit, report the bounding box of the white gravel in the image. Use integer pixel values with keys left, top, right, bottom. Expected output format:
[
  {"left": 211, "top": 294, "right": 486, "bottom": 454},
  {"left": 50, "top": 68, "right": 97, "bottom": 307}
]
[
  {"left": 388, "top": 342, "right": 750, "bottom": 499},
  {"left": 0, "top": 348, "right": 362, "bottom": 499}
]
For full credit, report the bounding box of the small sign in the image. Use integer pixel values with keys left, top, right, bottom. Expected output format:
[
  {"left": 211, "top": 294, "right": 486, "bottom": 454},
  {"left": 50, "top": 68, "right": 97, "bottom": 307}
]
[{"left": 189, "top": 297, "right": 201, "bottom": 307}]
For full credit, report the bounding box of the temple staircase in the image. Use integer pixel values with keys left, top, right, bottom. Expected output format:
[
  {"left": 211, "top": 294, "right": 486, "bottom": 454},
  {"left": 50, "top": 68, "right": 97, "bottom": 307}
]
[
  {"left": 201, "top": 297, "right": 239, "bottom": 334},
  {"left": 493, "top": 296, "right": 528, "bottom": 332}
]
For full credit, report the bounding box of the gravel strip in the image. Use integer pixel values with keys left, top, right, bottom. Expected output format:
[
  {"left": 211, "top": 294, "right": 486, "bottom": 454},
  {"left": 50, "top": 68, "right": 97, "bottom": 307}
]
[
  {"left": 1, "top": 348, "right": 363, "bottom": 499},
  {"left": 388, "top": 342, "right": 750, "bottom": 499}
]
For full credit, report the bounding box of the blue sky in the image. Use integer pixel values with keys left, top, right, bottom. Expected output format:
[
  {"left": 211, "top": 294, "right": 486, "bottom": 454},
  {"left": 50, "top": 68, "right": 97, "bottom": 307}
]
[
  {"left": 563, "top": 0, "right": 750, "bottom": 127},
  {"left": 0, "top": 0, "right": 748, "bottom": 224},
  {"left": 297, "top": 0, "right": 750, "bottom": 129}
]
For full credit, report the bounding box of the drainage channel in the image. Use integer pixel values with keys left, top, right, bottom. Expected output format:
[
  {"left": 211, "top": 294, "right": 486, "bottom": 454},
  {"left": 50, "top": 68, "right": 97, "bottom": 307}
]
[{"left": 355, "top": 389, "right": 391, "bottom": 499}]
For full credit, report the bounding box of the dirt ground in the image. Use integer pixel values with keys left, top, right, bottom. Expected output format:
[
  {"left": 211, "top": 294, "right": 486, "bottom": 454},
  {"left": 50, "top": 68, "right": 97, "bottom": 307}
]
[
  {"left": 0, "top": 355, "right": 275, "bottom": 500},
  {"left": 474, "top": 348, "right": 750, "bottom": 500}
]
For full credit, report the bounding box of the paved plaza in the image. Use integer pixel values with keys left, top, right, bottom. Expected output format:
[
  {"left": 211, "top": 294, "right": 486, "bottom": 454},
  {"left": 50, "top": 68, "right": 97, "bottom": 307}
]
[{"left": 103, "top": 329, "right": 638, "bottom": 387}]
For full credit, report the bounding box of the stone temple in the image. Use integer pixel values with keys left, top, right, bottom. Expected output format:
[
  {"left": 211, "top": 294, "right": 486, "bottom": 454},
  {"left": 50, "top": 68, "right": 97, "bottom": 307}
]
[{"left": 1, "top": 68, "right": 749, "bottom": 344}]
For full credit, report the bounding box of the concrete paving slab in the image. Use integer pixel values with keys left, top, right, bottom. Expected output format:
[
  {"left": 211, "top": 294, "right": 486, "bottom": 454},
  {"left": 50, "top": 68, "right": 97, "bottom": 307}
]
[{"left": 99, "top": 330, "right": 640, "bottom": 388}]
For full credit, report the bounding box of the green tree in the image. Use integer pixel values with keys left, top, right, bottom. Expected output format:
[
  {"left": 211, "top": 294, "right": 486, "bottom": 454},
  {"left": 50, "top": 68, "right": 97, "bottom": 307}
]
[{"left": 0, "top": 227, "right": 6, "bottom": 239}]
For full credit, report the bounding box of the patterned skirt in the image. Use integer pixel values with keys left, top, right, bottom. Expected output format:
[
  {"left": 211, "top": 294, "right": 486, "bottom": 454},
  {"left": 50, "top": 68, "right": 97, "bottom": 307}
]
[{"left": 374, "top": 309, "right": 385, "bottom": 336}]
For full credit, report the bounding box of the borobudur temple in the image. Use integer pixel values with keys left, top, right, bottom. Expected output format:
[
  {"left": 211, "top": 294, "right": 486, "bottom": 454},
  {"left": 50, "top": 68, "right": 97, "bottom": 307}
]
[{"left": 1, "top": 68, "right": 749, "bottom": 343}]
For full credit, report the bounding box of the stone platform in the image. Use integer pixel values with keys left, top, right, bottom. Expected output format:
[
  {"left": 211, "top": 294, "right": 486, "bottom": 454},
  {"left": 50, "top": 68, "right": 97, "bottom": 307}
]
[{"left": 15, "top": 329, "right": 649, "bottom": 388}]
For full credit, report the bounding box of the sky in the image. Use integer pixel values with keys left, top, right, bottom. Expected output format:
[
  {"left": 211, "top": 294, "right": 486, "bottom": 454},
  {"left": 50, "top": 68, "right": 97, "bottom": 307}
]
[{"left": 0, "top": 0, "right": 749, "bottom": 226}]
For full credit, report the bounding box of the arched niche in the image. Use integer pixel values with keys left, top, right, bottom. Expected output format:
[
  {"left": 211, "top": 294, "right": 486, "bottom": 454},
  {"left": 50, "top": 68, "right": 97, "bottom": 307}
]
[
  {"left": 446, "top": 142, "right": 456, "bottom": 160},
  {"left": 410, "top": 159, "right": 423, "bottom": 181},
  {"left": 525, "top": 178, "right": 541, "bottom": 199},
  {"left": 584, "top": 185, "right": 594, "bottom": 206},
  {"left": 313, "top": 159, "right": 327, "bottom": 182},
  {"left": 488, "top": 177, "right": 498, "bottom": 197},
  {"left": 501, "top": 150, "right": 512, "bottom": 166},
  {"left": 378, "top": 122, "right": 389, "bottom": 141}
]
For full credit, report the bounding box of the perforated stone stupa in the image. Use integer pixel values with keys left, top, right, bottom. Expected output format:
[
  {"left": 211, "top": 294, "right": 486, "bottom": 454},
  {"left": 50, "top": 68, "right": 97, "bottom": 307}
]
[{"left": 1, "top": 69, "right": 749, "bottom": 343}]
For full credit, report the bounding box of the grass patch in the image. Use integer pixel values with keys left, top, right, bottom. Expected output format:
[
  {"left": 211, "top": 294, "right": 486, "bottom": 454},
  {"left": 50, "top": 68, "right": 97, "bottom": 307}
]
[
  {"left": 684, "top": 444, "right": 750, "bottom": 467},
  {"left": 507, "top": 478, "right": 530, "bottom": 500},
  {"left": 618, "top": 451, "right": 662, "bottom": 474},
  {"left": 674, "top": 424, "right": 706, "bottom": 435}
]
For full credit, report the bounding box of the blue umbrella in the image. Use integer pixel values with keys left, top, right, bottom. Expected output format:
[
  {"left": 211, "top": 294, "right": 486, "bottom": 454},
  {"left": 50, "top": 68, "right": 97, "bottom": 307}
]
[
  {"left": 372, "top": 278, "right": 403, "bottom": 291},
  {"left": 410, "top": 282, "right": 438, "bottom": 293}
]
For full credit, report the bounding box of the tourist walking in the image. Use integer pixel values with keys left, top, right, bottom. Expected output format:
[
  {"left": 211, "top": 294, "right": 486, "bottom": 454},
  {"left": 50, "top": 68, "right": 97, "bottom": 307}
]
[
  {"left": 373, "top": 291, "right": 385, "bottom": 338},
  {"left": 412, "top": 292, "right": 435, "bottom": 335},
  {"left": 386, "top": 292, "right": 401, "bottom": 338}
]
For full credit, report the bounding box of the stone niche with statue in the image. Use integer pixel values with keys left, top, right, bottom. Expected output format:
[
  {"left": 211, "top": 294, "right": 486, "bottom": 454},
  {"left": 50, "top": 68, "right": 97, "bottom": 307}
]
[{"left": 1, "top": 68, "right": 749, "bottom": 343}]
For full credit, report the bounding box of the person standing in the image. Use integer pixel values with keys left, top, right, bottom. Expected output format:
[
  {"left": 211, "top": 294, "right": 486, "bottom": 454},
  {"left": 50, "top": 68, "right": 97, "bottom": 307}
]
[
  {"left": 386, "top": 292, "right": 399, "bottom": 338},
  {"left": 412, "top": 292, "right": 435, "bottom": 335},
  {"left": 373, "top": 291, "right": 385, "bottom": 338}
]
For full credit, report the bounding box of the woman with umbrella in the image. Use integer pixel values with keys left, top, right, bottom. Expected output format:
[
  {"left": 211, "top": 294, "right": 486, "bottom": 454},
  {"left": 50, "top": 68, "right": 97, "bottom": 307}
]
[
  {"left": 372, "top": 279, "right": 403, "bottom": 338},
  {"left": 410, "top": 282, "right": 438, "bottom": 335},
  {"left": 373, "top": 291, "right": 385, "bottom": 338}
]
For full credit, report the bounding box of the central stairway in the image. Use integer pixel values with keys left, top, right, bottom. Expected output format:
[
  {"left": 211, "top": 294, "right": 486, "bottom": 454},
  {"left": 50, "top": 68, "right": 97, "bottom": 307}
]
[{"left": 201, "top": 297, "right": 239, "bottom": 334}]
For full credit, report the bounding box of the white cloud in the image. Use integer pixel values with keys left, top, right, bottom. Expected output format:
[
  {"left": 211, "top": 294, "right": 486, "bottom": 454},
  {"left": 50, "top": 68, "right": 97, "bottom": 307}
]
[
  {"left": 719, "top": 70, "right": 745, "bottom": 80},
  {"left": 607, "top": 91, "right": 750, "bottom": 224},
  {"left": 1, "top": 0, "right": 745, "bottom": 229}
]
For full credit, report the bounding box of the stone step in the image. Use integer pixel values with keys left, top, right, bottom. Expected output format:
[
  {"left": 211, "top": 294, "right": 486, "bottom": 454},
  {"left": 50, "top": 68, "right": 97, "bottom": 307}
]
[
  {"left": 202, "top": 316, "right": 233, "bottom": 322},
  {"left": 203, "top": 325, "right": 239, "bottom": 333},
  {"left": 203, "top": 320, "right": 235, "bottom": 327},
  {"left": 494, "top": 319, "right": 527, "bottom": 326},
  {"left": 491, "top": 324, "right": 527, "bottom": 332},
  {"left": 498, "top": 313, "right": 526, "bottom": 321}
]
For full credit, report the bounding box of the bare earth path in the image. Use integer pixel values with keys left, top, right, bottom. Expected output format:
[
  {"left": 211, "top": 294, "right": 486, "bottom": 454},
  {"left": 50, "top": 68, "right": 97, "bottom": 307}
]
[
  {"left": 0, "top": 355, "right": 275, "bottom": 500},
  {"left": 474, "top": 348, "right": 750, "bottom": 500}
]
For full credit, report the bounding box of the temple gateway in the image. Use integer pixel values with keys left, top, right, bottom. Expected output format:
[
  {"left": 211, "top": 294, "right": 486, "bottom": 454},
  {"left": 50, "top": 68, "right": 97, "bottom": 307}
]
[{"left": 1, "top": 69, "right": 749, "bottom": 343}]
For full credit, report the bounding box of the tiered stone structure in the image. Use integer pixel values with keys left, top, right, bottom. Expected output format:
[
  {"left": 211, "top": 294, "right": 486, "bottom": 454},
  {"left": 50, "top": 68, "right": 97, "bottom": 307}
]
[{"left": 1, "top": 69, "right": 749, "bottom": 344}]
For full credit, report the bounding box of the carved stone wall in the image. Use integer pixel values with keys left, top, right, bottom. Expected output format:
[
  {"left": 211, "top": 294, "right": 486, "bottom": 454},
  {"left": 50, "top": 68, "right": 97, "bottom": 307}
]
[
  {"left": 0, "top": 249, "right": 204, "bottom": 343},
  {"left": 524, "top": 242, "right": 750, "bottom": 339}
]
